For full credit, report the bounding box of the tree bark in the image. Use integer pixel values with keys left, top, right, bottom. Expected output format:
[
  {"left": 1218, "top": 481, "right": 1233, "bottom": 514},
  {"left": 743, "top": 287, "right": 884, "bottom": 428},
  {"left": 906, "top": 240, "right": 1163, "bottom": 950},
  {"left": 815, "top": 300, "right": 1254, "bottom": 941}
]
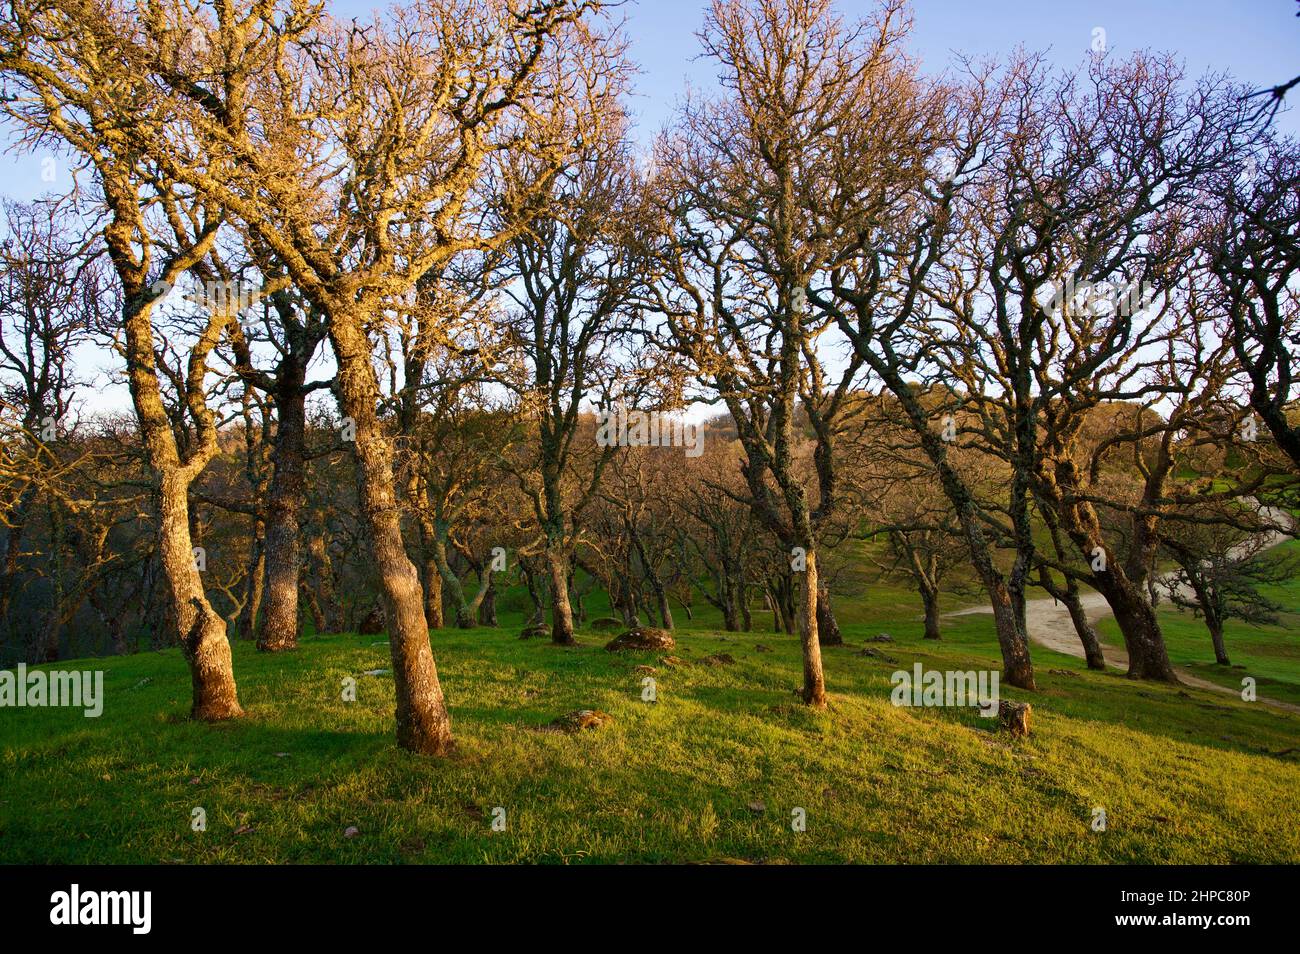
[
  {"left": 257, "top": 379, "right": 308, "bottom": 652},
  {"left": 1061, "top": 585, "right": 1107, "bottom": 671},
  {"left": 237, "top": 523, "right": 265, "bottom": 640},
  {"left": 988, "top": 579, "right": 1037, "bottom": 690},
  {"left": 160, "top": 473, "right": 243, "bottom": 719},
  {"left": 520, "top": 557, "right": 545, "bottom": 625},
  {"left": 1044, "top": 459, "right": 1176, "bottom": 682},
  {"left": 478, "top": 574, "right": 498, "bottom": 627},
  {"left": 815, "top": 580, "right": 842, "bottom": 646},
  {"left": 329, "top": 317, "right": 452, "bottom": 754},
  {"left": 1208, "top": 618, "right": 1230, "bottom": 666},
  {"left": 921, "top": 585, "right": 941, "bottom": 640},
  {"left": 305, "top": 528, "right": 343, "bottom": 633},
  {"left": 123, "top": 291, "right": 242, "bottom": 721},
  {"left": 1092, "top": 569, "right": 1179, "bottom": 682},
  {"left": 800, "top": 550, "right": 827, "bottom": 707},
  {"left": 423, "top": 556, "right": 444, "bottom": 629},
  {"left": 547, "top": 543, "right": 576, "bottom": 645}
]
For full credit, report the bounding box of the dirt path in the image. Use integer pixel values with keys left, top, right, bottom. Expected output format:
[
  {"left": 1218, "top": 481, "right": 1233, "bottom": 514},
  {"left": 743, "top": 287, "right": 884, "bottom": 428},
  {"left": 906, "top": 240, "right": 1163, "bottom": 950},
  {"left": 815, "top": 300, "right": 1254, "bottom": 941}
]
[{"left": 946, "top": 504, "right": 1300, "bottom": 715}]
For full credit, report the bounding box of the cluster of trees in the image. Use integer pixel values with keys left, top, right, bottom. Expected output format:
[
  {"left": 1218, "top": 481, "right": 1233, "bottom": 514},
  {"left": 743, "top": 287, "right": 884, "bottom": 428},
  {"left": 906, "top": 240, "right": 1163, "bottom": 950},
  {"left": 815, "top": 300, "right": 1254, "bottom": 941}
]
[{"left": 1, "top": 0, "right": 1296, "bottom": 754}]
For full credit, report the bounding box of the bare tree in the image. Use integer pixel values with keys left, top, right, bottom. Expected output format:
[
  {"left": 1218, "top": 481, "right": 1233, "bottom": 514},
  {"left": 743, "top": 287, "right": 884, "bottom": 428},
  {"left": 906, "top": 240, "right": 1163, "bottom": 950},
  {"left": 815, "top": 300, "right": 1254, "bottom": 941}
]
[
  {"left": 645, "top": 0, "right": 923, "bottom": 703},
  {"left": 1209, "top": 137, "right": 1300, "bottom": 472},
  {"left": 119, "top": 0, "right": 627, "bottom": 751},
  {"left": 1, "top": 13, "right": 245, "bottom": 717}
]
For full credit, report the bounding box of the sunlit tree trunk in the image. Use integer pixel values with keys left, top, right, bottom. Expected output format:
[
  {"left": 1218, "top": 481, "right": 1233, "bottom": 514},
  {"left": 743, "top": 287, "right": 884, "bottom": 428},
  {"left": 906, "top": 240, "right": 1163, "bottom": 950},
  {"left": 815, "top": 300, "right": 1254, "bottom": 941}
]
[{"left": 329, "top": 317, "right": 451, "bottom": 754}]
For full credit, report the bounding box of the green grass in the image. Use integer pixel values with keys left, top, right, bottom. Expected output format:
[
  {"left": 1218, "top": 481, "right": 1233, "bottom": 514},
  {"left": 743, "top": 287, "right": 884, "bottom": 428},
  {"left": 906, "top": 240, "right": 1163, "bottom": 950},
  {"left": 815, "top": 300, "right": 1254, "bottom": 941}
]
[
  {"left": 1096, "top": 540, "right": 1300, "bottom": 707},
  {"left": 3, "top": 597, "right": 1299, "bottom": 864}
]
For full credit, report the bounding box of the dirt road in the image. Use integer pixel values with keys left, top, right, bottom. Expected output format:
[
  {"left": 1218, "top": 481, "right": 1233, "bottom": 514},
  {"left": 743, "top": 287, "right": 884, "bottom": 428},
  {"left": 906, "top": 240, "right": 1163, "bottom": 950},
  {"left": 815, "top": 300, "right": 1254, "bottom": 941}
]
[{"left": 946, "top": 504, "right": 1300, "bottom": 714}]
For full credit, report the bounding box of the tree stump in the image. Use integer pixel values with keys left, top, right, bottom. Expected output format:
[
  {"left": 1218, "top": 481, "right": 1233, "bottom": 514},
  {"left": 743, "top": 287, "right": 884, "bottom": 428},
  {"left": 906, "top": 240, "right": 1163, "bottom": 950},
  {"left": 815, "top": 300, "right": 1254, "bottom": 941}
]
[{"left": 998, "top": 700, "right": 1032, "bottom": 737}]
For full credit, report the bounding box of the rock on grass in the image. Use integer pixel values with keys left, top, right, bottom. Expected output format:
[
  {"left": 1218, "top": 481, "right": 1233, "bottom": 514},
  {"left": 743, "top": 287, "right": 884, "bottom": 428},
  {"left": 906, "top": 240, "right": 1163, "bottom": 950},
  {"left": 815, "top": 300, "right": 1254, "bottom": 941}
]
[
  {"left": 604, "top": 627, "right": 676, "bottom": 652},
  {"left": 698, "top": 653, "right": 736, "bottom": 666},
  {"left": 550, "top": 709, "right": 614, "bottom": 732}
]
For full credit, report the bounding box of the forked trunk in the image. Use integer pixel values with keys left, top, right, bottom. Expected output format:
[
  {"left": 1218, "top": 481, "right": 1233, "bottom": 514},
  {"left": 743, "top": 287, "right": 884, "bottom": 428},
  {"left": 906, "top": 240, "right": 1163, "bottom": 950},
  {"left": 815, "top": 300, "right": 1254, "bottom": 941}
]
[
  {"left": 1047, "top": 460, "right": 1176, "bottom": 683},
  {"left": 121, "top": 289, "right": 241, "bottom": 721}
]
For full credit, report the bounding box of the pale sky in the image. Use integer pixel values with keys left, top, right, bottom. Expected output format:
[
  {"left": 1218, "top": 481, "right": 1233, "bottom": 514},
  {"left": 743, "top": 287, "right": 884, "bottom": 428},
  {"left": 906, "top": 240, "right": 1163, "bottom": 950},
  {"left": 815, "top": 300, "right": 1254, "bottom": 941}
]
[{"left": 2, "top": 0, "right": 1296, "bottom": 414}]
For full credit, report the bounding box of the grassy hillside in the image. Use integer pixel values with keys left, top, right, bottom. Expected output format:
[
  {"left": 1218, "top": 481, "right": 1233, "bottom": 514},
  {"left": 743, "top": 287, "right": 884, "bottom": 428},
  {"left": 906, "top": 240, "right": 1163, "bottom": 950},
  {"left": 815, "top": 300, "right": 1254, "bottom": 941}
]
[
  {"left": 1096, "top": 539, "right": 1300, "bottom": 706},
  {"left": 3, "top": 594, "right": 1299, "bottom": 864}
]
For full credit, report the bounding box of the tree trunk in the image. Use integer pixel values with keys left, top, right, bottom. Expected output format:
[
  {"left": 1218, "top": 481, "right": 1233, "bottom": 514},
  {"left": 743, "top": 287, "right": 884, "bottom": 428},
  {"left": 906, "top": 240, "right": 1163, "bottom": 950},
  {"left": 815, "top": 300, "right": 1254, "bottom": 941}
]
[
  {"left": 330, "top": 318, "right": 452, "bottom": 754},
  {"left": 1062, "top": 585, "right": 1106, "bottom": 671},
  {"left": 257, "top": 383, "right": 307, "bottom": 652},
  {"left": 122, "top": 290, "right": 242, "bottom": 721},
  {"left": 655, "top": 586, "right": 674, "bottom": 631},
  {"left": 91, "top": 587, "right": 128, "bottom": 655},
  {"left": 868, "top": 359, "right": 1036, "bottom": 689},
  {"left": 1046, "top": 459, "right": 1175, "bottom": 683},
  {"left": 799, "top": 550, "right": 827, "bottom": 707},
  {"left": 1207, "top": 615, "right": 1230, "bottom": 666},
  {"left": 815, "top": 580, "right": 842, "bottom": 646},
  {"left": 479, "top": 574, "right": 498, "bottom": 627},
  {"left": 571, "top": 571, "right": 586, "bottom": 624},
  {"left": 547, "top": 544, "right": 576, "bottom": 645},
  {"left": 423, "top": 555, "right": 444, "bottom": 629},
  {"left": 720, "top": 574, "right": 740, "bottom": 631},
  {"left": 159, "top": 474, "right": 243, "bottom": 720},
  {"left": 521, "top": 558, "right": 545, "bottom": 625},
  {"left": 411, "top": 496, "right": 445, "bottom": 630},
  {"left": 1092, "top": 570, "right": 1179, "bottom": 682},
  {"left": 921, "top": 585, "right": 941, "bottom": 640},
  {"left": 987, "top": 579, "right": 1037, "bottom": 690},
  {"left": 302, "top": 579, "right": 325, "bottom": 636},
  {"left": 431, "top": 531, "right": 475, "bottom": 628},
  {"left": 305, "top": 529, "right": 343, "bottom": 633},
  {"left": 237, "top": 523, "right": 265, "bottom": 640},
  {"left": 0, "top": 488, "right": 33, "bottom": 623}
]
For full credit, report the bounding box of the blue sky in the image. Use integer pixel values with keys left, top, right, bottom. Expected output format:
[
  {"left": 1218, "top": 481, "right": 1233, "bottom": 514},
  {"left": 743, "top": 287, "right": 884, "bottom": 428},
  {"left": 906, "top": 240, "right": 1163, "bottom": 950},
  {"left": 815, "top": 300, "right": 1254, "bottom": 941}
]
[
  {"left": 2, "top": 1, "right": 1295, "bottom": 413},
  {"left": 619, "top": 0, "right": 1300, "bottom": 145},
  {"left": 2, "top": 0, "right": 1297, "bottom": 196}
]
